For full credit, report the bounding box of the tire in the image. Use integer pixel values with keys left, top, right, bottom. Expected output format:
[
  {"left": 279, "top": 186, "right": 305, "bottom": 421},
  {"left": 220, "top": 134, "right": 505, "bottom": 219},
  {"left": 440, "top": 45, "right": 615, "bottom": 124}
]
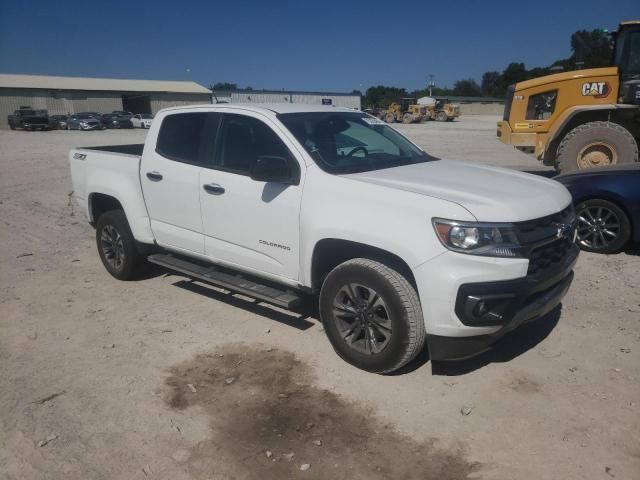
[
  {"left": 95, "top": 210, "right": 145, "bottom": 280},
  {"left": 9, "top": 122, "right": 16, "bottom": 130},
  {"left": 556, "top": 121, "right": 638, "bottom": 174},
  {"left": 575, "top": 199, "right": 631, "bottom": 254},
  {"left": 436, "top": 111, "right": 448, "bottom": 122},
  {"left": 319, "top": 258, "right": 426, "bottom": 374},
  {"left": 402, "top": 113, "right": 413, "bottom": 124},
  {"left": 385, "top": 113, "right": 396, "bottom": 124}
]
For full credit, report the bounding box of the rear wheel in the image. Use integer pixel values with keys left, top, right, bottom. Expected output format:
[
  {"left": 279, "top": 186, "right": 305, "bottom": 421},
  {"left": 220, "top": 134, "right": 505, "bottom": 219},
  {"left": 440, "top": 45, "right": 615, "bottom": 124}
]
[
  {"left": 436, "top": 111, "right": 448, "bottom": 122},
  {"left": 402, "top": 113, "right": 414, "bottom": 124},
  {"left": 575, "top": 199, "right": 631, "bottom": 253},
  {"left": 319, "top": 258, "right": 426, "bottom": 374},
  {"left": 556, "top": 122, "right": 638, "bottom": 173},
  {"left": 96, "top": 210, "right": 145, "bottom": 280}
]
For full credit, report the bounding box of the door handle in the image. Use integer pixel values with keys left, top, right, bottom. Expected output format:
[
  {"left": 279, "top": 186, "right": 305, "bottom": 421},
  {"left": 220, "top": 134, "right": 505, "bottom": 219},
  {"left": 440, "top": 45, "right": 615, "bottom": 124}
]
[
  {"left": 146, "top": 171, "right": 163, "bottom": 181},
  {"left": 203, "top": 183, "right": 225, "bottom": 195}
]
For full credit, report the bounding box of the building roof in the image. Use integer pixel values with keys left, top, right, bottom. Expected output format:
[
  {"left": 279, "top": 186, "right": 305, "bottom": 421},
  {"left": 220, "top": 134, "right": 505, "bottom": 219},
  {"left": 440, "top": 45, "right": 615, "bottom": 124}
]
[
  {"left": 213, "top": 89, "right": 360, "bottom": 97},
  {"left": 0, "top": 74, "right": 212, "bottom": 94}
]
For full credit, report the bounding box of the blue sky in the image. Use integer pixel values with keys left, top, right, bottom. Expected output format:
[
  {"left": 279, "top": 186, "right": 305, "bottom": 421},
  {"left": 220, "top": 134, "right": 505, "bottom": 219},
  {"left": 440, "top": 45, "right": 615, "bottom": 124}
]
[{"left": 1, "top": 1, "right": 638, "bottom": 92}]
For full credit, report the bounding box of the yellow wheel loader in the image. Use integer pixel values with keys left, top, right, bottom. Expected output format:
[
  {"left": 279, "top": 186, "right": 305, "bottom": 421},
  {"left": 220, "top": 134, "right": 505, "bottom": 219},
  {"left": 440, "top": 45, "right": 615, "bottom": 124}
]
[
  {"left": 497, "top": 21, "right": 640, "bottom": 173},
  {"left": 382, "top": 98, "right": 426, "bottom": 124}
]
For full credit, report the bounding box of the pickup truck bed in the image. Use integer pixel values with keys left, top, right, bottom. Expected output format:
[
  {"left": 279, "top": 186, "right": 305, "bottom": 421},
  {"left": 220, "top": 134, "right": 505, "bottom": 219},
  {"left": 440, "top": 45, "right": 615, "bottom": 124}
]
[{"left": 79, "top": 144, "right": 144, "bottom": 156}]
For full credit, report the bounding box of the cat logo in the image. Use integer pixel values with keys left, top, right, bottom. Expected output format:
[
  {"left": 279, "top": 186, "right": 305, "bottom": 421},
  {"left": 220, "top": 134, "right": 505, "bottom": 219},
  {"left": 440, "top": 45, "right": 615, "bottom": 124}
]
[{"left": 581, "top": 81, "right": 610, "bottom": 98}]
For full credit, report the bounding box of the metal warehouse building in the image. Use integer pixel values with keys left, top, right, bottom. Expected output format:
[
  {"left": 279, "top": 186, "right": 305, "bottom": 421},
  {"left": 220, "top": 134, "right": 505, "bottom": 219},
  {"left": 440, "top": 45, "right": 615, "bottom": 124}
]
[
  {"left": 213, "top": 89, "right": 361, "bottom": 109},
  {"left": 0, "top": 74, "right": 213, "bottom": 128}
]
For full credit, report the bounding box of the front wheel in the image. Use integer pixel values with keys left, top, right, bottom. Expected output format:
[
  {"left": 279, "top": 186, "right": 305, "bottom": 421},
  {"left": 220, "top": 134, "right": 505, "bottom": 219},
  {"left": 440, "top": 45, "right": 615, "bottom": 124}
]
[
  {"left": 319, "top": 258, "right": 426, "bottom": 374},
  {"left": 576, "top": 199, "right": 631, "bottom": 253},
  {"left": 556, "top": 121, "right": 638, "bottom": 173},
  {"left": 96, "top": 210, "right": 145, "bottom": 280},
  {"left": 436, "top": 111, "right": 448, "bottom": 122}
]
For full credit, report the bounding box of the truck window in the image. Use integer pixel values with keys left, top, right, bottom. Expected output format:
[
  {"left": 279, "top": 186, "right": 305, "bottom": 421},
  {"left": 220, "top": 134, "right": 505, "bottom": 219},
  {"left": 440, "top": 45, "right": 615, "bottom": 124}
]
[
  {"left": 156, "top": 113, "right": 208, "bottom": 165},
  {"left": 215, "top": 114, "right": 293, "bottom": 176}
]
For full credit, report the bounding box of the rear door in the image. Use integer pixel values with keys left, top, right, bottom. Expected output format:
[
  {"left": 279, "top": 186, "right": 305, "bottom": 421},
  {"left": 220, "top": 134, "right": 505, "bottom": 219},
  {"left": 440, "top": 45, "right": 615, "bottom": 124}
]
[
  {"left": 199, "top": 111, "right": 303, "bottom": 281},
  {"left": 140, "top": 111, "right": 211, "bottom": 254}
]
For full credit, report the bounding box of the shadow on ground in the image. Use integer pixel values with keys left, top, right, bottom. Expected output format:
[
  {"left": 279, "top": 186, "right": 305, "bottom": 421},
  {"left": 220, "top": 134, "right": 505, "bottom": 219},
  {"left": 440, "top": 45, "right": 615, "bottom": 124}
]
[
  {"left": 431, "top": 305, "right": 562, "bottom": 376},
  {"left": 164, "top": 344, "right": 480, "bottom": 480}
]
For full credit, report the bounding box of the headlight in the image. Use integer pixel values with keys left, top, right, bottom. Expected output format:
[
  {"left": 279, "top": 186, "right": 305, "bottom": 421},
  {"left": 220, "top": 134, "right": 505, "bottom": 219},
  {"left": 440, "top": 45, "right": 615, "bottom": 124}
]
[
  {"left": 80, "top": 121, "right": 88, "bottom": 126},
  {"left": 432, "top": 218, "right": 521, "bottom": 257}
]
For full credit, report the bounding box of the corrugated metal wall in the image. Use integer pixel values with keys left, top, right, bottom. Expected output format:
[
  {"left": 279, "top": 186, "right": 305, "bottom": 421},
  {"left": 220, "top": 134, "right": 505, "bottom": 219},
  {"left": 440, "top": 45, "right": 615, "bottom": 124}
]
[
  {"left": 1, "top": 88, "right": 211, "bottom": 128},
  {"left": 220, "top": 91, "right": 361, "bottom": 109},
  {"left": 150, "top": 93, "right": 212, "bottom": 111},
  {"left": 291, "top": 94, "right": 359, "bottom": 109}
]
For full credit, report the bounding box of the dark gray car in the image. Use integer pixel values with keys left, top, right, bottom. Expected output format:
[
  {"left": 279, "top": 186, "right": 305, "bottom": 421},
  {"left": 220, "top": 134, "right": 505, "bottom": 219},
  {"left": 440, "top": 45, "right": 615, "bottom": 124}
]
[{"left": 66, "top": 113, "right": 103, "bottom": 131}]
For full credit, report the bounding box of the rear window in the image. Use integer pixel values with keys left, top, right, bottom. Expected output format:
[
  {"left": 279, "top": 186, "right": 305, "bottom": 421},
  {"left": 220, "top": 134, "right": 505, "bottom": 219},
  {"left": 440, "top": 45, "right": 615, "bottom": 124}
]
[{"left": 156, "top": 113, "right": 208, "bottom": 165}]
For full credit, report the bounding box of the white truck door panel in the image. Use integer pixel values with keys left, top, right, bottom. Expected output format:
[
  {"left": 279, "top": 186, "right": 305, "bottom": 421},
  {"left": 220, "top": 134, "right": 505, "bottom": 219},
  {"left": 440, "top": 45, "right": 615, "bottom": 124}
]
[
  {"left": 199, "top": 112, "right": 302, "bottom": 280},
  {"left": 140, "top": 112, "right": 208, "bottom": 254}
]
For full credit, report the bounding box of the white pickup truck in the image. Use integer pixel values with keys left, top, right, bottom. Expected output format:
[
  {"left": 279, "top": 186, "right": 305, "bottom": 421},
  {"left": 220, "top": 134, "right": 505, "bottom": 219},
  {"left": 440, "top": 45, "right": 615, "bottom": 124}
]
[{"left": 70, "top": 104, "right": 579, "bottom": 373}]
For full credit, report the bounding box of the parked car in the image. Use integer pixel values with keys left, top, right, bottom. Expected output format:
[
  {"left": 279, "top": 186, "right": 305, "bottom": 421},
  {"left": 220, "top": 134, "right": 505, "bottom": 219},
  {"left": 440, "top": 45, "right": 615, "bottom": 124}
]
[
  {"left": 49, "top": 115, "right": 68, "bottom": 130},
  {"left": 66, "top": 113, "right": 103, "bottom": 131},
  {"left": 101, "top": 113, "right": 133, "bottom": 129},
  {"left": 556, "top": 164, "right": 640, "bottom": 253},
  {"left": 8, "top": 107, "right": 50, "bottom": 131},
  {"left": 112, "top": 110, "right": 133, "bottom": 118},
  {"left": 131, "top": 114, "right": 154, "bottom": 129},
  {"left": 69, "top": 104, "right": 579, "bottom": 373},
  {"left": 79, "top": 112, "right": 103, "bottom": 121}
]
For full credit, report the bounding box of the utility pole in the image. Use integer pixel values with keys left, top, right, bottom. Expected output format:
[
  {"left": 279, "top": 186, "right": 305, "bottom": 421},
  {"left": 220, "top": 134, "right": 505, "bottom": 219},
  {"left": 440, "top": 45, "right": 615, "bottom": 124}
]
[{"left": 427, "top": 74, "right": 435, "bottom": 96}]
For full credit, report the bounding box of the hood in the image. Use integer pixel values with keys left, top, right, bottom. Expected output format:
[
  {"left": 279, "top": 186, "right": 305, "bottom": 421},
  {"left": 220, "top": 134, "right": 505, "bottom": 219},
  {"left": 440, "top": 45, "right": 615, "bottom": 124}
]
[
  {"left": 515, "top": 67, "right": 618, "bottom": 91},
  {"left": 344, "top": 160, "right": 572, "bottom": 222}
]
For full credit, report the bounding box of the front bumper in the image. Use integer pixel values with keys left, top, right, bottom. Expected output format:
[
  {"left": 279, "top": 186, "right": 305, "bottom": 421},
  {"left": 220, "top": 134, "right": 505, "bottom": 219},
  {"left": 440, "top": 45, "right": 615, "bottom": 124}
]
[
  {"left": 413, "top": 243, "right": 579, "bottom": 361},
  {"left": 497, "top": 120, "right": 537, "bottom": 148}
]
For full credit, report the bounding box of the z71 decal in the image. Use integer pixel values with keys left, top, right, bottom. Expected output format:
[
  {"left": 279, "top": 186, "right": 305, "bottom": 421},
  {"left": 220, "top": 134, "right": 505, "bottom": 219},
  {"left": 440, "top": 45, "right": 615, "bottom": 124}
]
[{"left": 581, "top": 81, "right": 610, "bottom": 98}]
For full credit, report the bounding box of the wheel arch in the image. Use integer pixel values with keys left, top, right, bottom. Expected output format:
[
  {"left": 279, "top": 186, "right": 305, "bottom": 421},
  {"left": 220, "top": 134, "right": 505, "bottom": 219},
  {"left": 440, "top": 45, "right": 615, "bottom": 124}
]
[
  {"left": 310, "top": 238, "right": 417, "bottom": 293},
  {"left": 88, "top": 192, "right": 125, "bottom": 225}
]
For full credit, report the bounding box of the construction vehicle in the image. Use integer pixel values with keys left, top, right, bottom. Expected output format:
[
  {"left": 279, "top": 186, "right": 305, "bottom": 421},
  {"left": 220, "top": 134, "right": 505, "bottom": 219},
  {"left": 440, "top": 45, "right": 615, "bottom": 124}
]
[
  {"left": 380, "top": 98, "right": 426, "bottom": 123},
  {"left": 419, "top": 97, "right": 461, "bottom": 122},
  {"left": 497, "top": 20, "right": 640, "bottom": 173}
]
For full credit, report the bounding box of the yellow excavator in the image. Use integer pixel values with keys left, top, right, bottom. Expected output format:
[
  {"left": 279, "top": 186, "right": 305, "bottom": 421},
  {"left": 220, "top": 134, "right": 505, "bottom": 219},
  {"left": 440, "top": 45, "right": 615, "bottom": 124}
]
[{"left": 497, "top": 20, "right": 640, "bottom": 173}]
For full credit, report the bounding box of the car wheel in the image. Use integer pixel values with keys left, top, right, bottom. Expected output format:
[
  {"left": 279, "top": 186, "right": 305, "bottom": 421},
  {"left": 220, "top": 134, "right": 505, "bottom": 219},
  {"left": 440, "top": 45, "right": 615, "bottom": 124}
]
[
  {"left": 96, "top": 210, "right": 145, "bottom": 280},
  {"left": 556, "top": 122, "right": 638, "bottom": 173},
  {"left": 576, "top": 199, "right": 631, "bottom": 254},
  {"left": 319, "top": 258, "right": 426, "bottom": 374}
]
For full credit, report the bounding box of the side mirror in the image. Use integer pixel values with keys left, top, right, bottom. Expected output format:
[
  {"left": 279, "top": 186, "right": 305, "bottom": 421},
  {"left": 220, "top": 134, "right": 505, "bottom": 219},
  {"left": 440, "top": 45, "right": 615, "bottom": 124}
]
[{"left": 251, "top": 156, "right": 298, "bottom": 184}]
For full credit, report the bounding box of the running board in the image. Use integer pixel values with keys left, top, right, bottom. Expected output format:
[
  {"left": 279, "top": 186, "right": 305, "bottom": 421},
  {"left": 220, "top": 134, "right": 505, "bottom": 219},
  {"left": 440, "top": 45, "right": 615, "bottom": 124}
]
[{"left": 147, "top": 253, "right": 302, "bottom": 309}]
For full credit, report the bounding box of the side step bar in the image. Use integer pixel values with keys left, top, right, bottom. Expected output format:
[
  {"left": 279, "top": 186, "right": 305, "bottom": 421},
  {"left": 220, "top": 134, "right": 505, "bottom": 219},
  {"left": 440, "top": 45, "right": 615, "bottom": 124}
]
[{"left": 147, "top": 253, "right": 302, "bottom": 309}]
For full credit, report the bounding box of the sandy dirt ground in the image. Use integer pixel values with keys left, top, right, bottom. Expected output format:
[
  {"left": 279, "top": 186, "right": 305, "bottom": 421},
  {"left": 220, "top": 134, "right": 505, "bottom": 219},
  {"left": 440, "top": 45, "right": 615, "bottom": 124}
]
[{"left": 1, "top": 116, "right": 638, "bottom": 480}]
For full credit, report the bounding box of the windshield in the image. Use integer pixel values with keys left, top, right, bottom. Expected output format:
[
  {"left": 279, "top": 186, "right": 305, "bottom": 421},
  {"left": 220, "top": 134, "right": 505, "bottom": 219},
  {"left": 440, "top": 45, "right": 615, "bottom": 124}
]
[
  {"left": 141, "top": 114, "right": 153, "bottom": 119},
  {"left": 77, "top": 114, "right": 94, "bottom": 120},
  {"left": 278, "top": 112, "right": 437, "bottom": 174}
]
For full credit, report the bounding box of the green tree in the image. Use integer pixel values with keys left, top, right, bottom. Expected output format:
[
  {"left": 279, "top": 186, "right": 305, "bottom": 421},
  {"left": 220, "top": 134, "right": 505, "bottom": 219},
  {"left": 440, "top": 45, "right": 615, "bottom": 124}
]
[
  {"left": 211, "top": 82, "right": 238, "bottom": 91},
  {"left": 364, "top": 85, "right": 408, "bottom": 108},
  {"left": 453, "top": 79, "right": 482, "bottom": 96},
  {"left": 481, "top": 71, "right": 501, "bottom": 97},
  {"left": 570, "top": 29, "right": 612, "bottom": 68}
]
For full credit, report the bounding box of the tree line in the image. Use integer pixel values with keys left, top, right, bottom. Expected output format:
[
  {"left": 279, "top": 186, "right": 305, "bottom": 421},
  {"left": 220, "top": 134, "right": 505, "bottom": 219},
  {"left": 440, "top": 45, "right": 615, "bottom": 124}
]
[
  {"left": 364, "top": 29, "right": 612, "bottom": 108},
  {"left": 209, "top": 29, "right": 612, "bottom": 109}
]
